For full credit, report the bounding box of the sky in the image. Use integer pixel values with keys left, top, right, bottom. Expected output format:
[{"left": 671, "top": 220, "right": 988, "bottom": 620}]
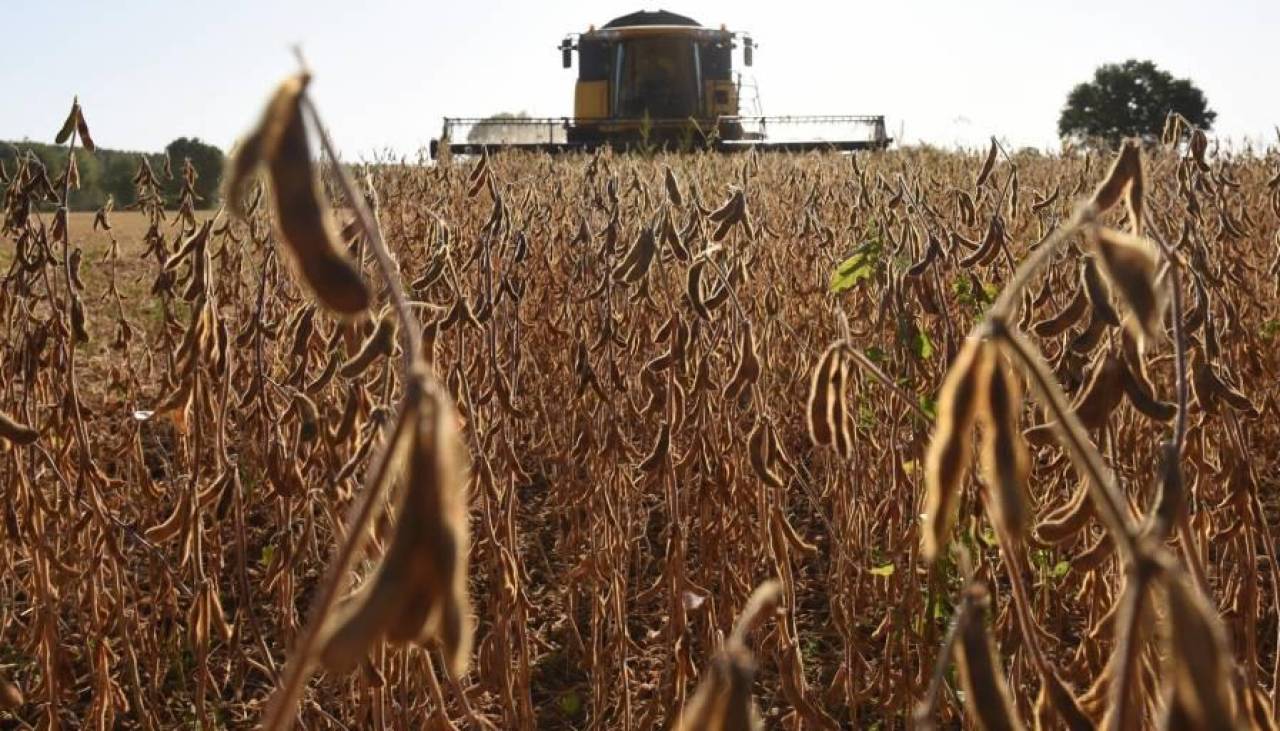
[{"left": 2, "top": 0, "right": 1277, "bottom": 157}]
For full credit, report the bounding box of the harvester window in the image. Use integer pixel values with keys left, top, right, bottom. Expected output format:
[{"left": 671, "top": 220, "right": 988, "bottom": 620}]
[
  {"left": 578, "top": 40, "right": 610, "bottom": 82},
  {"left": 614, "top": 37, "right": 700, "bottom": 119}
]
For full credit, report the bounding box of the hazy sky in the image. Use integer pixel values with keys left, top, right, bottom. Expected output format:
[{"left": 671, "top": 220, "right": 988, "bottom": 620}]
[{"left": 3, "top": 0, "right": 1277, "bottom": 156}]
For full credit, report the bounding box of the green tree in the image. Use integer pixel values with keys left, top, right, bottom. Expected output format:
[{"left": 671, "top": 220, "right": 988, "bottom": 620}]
[
  {"left": 1058, "top": 60, "right": 1215, "bottom": 146},
  {"left": 164, "top": 137, "right": 224, "bottom": 208},
  {"left": 100, "top": 154, "right": 139, "bottom": 208}
]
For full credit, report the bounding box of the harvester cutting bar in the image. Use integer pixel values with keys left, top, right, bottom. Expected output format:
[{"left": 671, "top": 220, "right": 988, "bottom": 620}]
[{"left": 430, "top": 115, "right": 890, "bottom": 157}]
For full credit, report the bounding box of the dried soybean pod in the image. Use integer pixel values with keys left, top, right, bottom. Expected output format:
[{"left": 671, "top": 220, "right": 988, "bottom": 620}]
[
  {"left": 979, "top": 353, "right": 1030, "bottom": 540},
  {"left": 1067, "top": 310, "right": 1108, "bottom": 355},
  {"left": 329, "top": 385, "right": 362, "bottom": 444},
  {"left": 1091, "top": 227, "right": 1162, "bottom": 341},
  {"left": 1125, "top": 141, "right": 1144, "bottom": 235},
  {"left": 1031, "top": 184, "right": 1061, "bottom": 213},
  {"left": 341, "top": 314, "right": 395, "bottom": 378},
  {"left": 1243, "top": 686, "right": 1277, "bottom": 731},
  {"left": 638, "top": 423, "right": 670, "bottom": 472},
  {"left": 708, "top": 189, "right": 744, "bottom": 223},
  {"left": 466, "top": 153, "right": 489, "bottom": 197},
  {"left": 1161, "top": 567, "right": 1236, "bottom": 726},
  {"left": 1091, "top": 139, "right": 1140, "bottom": 213},
  {"left": 1032, "top": 288, "right": 1089, "bottom": 337},
  {"left": 702, "top": 259, "right": 742, "bottom": 313},
  {"left": 677, "top": 580, "right": 780, "bottom": 731},
  {"left": 1034, "top": 479, "right": 1095, "bottom": 545},
  {"left": 773, "top": 509, "right": 818, "bottom": 556},
  {"left": 305, "top": 348, "right": 343, "bottom": 394},
  {"left": 0, "top": 411, "right": 38, "bottom": 445},
  {"left": 922, "top": 338, "right": 992, "bottom": 562},
  {"left": 747, "top": 420, "right": 783, "bottom": 490},
  {"left": 235, "top": 74, "right": 370, "bottom": 314},
  {"left": 74, "top": 106, "right": 95, "bottom": 152},
  {"left": 1071, "top": 353, "right": 1125, "bottom": 431},
  {"left": 975, "top": 137, "right": 998, "bottom": 188},
  {"left": 0, "top": 674, "right": 21, "bottom": 711},
  {"left": 224, "top": 132, "right": 266, "bottom": 219},
  {"left": 906, "top": 235, "right": 940, "bottom": 277},
  {"left": 1119, "top": 360, "right": 1176, "bottom": 422},
  {"left": 1182, "top": 278, "right": 1208, "bottom": 333},
  {"left": 144, "top": 496, "right": 188, "bottom": 544},
  {"left": 1151, "top": 440, "right": 1186, "bottom": 531},
  {"left": 320, "top": 386, "right": 472, "bottom": 677},
  {"left": 956, "top": 585, "right": 1025, "bottom": 731},
  {"left": 71, "top": 295, "right": 90, "bottom": 344},
  {"left": 291, "top": 392, "right": 321, "bottom": 442},
  {"left": 686, "top": 260, "right": 711, "bottom": 320},
  {"left": 317, "top": 448, "right": 402, "bottom": 662},
  {"left": 1192, "top": 353, "right": 1255, "bottom": 415},
  {"left": 1189, "top": 129, "right": 1209, "bottom": 171},
  {"left": 1081, "top": 255, "right": 1119, "bottom": 327},
  {"left": 154, "top": 377, "right": 195, "bottom": 415},
  {"left": 1039, "top": 670, "right": 1095, "bottom": 731},
  {"left": 393, "top": 390, "right": 472, "bottom": 674},
  {"left": 612, "top": 227, "right": 658, "bottom": 283},
  {"left": 55, "top": 101, "right": 79, "bottom": 144},
  {"left": 828, "top": 353, "right": 854, "bottom": 457},
  {"left": 288, "top": 306, "right": 316, "bottom": 358},
  {"left": 662, "top": 209, "right": 691, "bottom": 262},
  {"left": 664, "top": 165, "right": 684, "bottom": 207},
  {"left": 959, "top": 232, "right": 995, "bottom": 270},
  {"left": 1161, "top": 113, "right": 1180, "bottom": 145},
  {"left": 1071, "top": 532, "right": 1115, "bottom": 573},
  {"left": 806, "top": 344, "right": 841, "bottom": 447},
  {"left": 723, "top": 321, "right": 760, "bottom": 401}
]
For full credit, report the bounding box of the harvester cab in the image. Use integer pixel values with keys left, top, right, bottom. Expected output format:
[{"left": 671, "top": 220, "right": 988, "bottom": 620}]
[{"left": 431, "top": 9, "right": 890, "bottom": 156}]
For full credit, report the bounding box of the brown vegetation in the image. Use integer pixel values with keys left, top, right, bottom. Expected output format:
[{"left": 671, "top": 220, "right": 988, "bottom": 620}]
[{"left": 0, "top": 86, "right": 1277, "bottom": 730}]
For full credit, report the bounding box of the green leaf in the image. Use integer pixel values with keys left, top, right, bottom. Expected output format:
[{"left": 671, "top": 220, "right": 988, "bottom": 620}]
[
  {"left": 865, "top": 345, "right": 886, "bottom": 364},
  {"left": 558, "top": 691, "right": 583, "bottom": 717},
  {"left": 918, "top": 396, "right": 938, "bottom": 420},
  {"left": 1052, "top": 560, "right": 1071, "bottom": 578},
  {"left": 870, "top": 563, "right": 896, "bottom": 577},
  {"left": 829, "top": 240, "right": 883, "bottom": 293},
  {"left": 896, "top": 314, "right": 935, "bottom": 361},
  {"left": 912, "top": 329, "right": 935, "bottom": 360},
  {"left": 259, "top": 544, "right": 276, "bottom": 568},
  {"left": 830, "top": 254, "right": 875, "bottom": 292},
  {"left": 1031, "top": 549, "right": 1052, "bottom": 569},
  {"left": 858, "top": 404, "right": 877, "bottom": 429},
  {"left": 1261, "top": 319, "right": 1280, "bottom": 341},
  {"left": 932, "top": 594, "right": 954, "bottom": 620}
]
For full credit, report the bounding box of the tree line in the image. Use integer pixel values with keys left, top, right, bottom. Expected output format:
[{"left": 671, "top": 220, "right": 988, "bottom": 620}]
[{"left": 0, "top": 137, "right": 224, "bottom": 211}]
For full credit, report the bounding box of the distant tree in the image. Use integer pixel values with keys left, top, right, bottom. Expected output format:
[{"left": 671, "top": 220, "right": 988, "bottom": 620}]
[
  {"left": 164, "top": 137, "right": 224, "bottom": 208},
  {"left": 100, "top": 155, "right": 139, "bottom": 208},
  {"left": 1058, "top": 60, "right": 1215, "bottom": 147},
  {"left": 67, "top": 149, "right": 104, "bottom": 210}
]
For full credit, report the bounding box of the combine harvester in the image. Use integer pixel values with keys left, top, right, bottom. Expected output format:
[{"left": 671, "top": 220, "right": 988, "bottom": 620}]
[{"left": 430, "top": 9, "right": 891, "bottom": 157}]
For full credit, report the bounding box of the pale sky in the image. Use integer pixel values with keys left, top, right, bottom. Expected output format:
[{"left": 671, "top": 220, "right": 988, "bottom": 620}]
[{"left": 3, "top": 0, "right": 1277, "bottom": 156}]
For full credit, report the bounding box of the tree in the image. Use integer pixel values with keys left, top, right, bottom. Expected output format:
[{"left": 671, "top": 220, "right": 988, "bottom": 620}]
[
  {"left": 100, "top": 154, "right": 139, "bottom": 208},
  {"left": 1058, "top": 60, "right": 1215, "bottom": 146},
  {"left": 164, "top": 137, "right": 224, "bottom": 208}
]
